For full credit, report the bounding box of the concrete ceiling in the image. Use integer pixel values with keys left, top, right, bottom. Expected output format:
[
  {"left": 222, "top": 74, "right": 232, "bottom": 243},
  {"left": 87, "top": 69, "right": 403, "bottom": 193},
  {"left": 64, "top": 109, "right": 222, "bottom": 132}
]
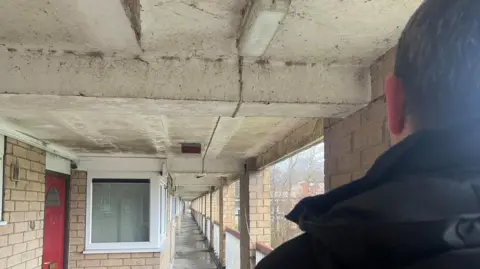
[
  {"left": 141, "top": 0, "right": 245, "bottom": 59},
  {"left": 266, "top": 0, "right": 420, "bottom": 63},
  {"left": 0, "top": 0, "right": 422, "bottom": 199},
  {"left": 0, "top": 108, "right": 307, "bottom": 158},
  {"left": 0, "top": 0, "right": 140, "bottom": 54}
]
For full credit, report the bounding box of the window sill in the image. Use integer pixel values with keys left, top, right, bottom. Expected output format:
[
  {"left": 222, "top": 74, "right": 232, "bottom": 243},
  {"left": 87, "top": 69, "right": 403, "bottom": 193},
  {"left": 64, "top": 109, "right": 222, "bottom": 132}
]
[
  {"left": 0, "top": 221, "right": 7, "bottom": 226},
  {"left": 83, "top": 235, "right": 167, "bottom": 254},
  {"left": 83, "top": 248, "right": 163, "bottom": 254}
]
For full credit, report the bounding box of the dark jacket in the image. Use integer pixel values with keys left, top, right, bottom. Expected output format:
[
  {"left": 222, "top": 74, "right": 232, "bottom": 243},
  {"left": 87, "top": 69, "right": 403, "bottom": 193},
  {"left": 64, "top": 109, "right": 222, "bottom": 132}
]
[{"left": 256, "top": 123, "right": 480, "bottom": 269}]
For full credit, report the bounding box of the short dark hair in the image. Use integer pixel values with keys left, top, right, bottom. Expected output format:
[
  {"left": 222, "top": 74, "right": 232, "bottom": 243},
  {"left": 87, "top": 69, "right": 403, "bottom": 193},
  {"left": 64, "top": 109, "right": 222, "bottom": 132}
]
[{"left": 394, "top": 0, "right": 480, "bottom": 129}]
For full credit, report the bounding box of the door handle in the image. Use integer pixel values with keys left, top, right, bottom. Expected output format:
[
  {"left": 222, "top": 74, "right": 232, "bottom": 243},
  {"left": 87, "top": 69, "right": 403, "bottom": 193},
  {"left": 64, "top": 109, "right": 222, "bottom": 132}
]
[{"left": 43, "top": 262, "right": 57, "bottom": 269}]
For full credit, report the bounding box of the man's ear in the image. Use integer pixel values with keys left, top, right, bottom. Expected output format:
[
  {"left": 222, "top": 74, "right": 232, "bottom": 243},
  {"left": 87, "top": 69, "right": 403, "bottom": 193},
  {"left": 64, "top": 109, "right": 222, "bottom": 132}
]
[{"left": 385, "top": 74, "right": 406, "bottom": 138}]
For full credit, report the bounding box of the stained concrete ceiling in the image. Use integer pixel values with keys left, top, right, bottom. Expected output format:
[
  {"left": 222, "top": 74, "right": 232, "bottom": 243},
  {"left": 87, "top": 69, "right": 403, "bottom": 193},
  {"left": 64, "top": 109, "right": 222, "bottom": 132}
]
[
  {"left": 266, "top": 0, "right": 420, "bottom": 63},
  {"left": 0, "top": 0, "right": 422, "bottom": 199},
  {"left": 0, "top": 108, "right": 307, "bottom": 158}
]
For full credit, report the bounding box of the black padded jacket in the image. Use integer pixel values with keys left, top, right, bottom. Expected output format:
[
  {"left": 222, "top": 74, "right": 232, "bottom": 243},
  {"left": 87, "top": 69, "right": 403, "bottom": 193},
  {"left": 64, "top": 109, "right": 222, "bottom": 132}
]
[{"left": 256, "top": 122, "right": 480, "bottom": 269}]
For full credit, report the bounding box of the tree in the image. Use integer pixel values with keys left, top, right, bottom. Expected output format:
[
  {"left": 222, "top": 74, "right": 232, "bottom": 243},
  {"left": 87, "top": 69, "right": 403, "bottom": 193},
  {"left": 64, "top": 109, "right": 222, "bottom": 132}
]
[{"left": 269, "top": 143, "right": 325, "bottom": 248}]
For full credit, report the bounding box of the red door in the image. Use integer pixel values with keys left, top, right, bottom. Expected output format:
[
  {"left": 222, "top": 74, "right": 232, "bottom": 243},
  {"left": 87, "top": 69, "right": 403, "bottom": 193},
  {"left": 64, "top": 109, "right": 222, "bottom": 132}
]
[{"left": 43, "top": 175, "right": 67, "bottom": 269}]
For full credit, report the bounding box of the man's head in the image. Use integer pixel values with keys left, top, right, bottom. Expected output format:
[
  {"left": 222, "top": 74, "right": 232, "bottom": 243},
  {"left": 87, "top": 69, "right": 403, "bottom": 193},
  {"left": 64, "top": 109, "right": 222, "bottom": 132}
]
[{"left": 386, "top": 0, "right": 480, "bottom": 144}]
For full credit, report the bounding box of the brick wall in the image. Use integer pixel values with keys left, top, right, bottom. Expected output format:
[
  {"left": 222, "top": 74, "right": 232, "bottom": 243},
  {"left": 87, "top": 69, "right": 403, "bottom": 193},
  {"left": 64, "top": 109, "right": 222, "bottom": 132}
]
[
  {"left": 249, "top": 167, "right": 271, "bottom": 247},
  {"left": 223, "top": 182, "right": 236, "bottom": 231},
  {"left": 68, "top": 170, "right": 174, "bottom": 269},
  {"left": 0, "top": 138, "right": 46, "bottom": 269},
  {"left": 324, "top": 48, "right": 396, "bottom": 191}
]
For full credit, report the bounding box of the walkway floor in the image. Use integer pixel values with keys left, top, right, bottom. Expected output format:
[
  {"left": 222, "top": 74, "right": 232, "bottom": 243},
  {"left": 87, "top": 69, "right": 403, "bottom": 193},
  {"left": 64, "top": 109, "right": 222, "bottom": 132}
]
[{"left": 173, "top": 214, "right": 217, "bottom": 269}]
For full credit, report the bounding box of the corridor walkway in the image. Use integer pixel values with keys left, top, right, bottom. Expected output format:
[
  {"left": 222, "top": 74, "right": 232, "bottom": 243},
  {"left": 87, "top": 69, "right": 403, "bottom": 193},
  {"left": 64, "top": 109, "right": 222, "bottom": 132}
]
[{"left": 173, "top": 214, "right": 217, "bottom": 269}]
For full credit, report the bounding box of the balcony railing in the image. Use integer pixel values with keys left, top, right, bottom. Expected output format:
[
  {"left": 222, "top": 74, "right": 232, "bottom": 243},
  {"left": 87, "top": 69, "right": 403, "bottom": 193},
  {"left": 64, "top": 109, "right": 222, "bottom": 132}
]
[
  {"left": 225, "top": 227, "right": 241, "bottom": 269},
  {"left": 191, "top": 210, "right": 272, "bottom": 269},
  {"left": 213, "top": 221, "right": 220, "bottom": 258},
  {"left": 206, "top": 218, "right": 211, "bottom": 242},
  {"left": 255, "top": 242, "right": 273, "bottom": 265}
]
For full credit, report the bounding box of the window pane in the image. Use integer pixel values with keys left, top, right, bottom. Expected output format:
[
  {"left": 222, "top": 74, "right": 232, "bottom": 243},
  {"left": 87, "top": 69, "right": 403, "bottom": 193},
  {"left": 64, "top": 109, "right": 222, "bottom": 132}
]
[
  {"left": 92, "top": 179, "right": 150, "bottom": 243},
  {"left": 46, "top": 188, "right": 60, "bottom": 207}
]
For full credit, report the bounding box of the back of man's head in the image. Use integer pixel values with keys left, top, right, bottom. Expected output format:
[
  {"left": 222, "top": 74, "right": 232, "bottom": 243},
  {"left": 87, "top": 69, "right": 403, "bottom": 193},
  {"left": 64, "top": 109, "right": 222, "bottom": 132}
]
[{"left": 394, "top": 0, "right": 480, "bottom": 130}]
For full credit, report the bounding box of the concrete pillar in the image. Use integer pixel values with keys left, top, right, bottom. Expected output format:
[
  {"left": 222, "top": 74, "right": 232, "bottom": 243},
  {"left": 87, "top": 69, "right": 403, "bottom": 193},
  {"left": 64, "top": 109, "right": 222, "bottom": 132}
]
[
  {"left": 215, "top": 190, "right": 219, "bottom": 222},
  {"left": 324, "top": 48, "right": 395, "bottom": 191},
  {"left": 218, "top": 180, "right": 225, "bottom": 266},
  {"left": 240, "top": 163, "right": 252, "bottom": 269},
  {"left": 210, "top": 187, "right": 214, "bottom": 248},
  {"left": 204, "top": 194, "right": 208, "bottom": 234}
]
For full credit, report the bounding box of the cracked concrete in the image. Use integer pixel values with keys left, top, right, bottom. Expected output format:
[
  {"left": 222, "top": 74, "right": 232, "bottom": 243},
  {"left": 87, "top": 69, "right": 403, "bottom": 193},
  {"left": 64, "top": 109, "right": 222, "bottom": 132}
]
[
  {"left": 266, "top": 0, "right": 422, "bottom": 63},
  {"left": 0, "top": 0, "right": 421, "bottom": 200}
]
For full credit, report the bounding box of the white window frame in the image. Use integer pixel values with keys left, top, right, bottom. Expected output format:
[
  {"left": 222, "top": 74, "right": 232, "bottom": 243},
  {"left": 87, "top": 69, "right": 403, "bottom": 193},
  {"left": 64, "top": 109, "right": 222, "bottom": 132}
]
[
  {"left": 84, "top": 171, "right": 166, "bottom": 254},
  {"left": 0, "top": 135, "right": 5, "bottom": 225}
]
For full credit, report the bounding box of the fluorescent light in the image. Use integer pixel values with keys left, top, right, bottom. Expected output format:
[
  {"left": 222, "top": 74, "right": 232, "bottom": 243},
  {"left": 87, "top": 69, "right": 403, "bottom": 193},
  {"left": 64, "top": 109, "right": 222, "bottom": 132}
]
[{"left": 238, "top": 0, "right": 290, "bottom": 57}]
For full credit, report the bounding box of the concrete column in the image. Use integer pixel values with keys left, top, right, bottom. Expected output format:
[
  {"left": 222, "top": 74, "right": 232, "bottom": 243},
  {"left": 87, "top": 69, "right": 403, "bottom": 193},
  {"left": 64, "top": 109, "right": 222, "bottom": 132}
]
[
  {"left": 213, "top": 190, "right": 219, "bottom": 222},
  {"left": 210, "top": 187, "right": 214, "bottom": 248},
  {"left": 240, "top": 163, "right": 252, "bottom": 269},
  {"left": 204, "top": 194, "right": 208, "bottom": 234},
  {"left": 218, "top": 180, "right": 225, "bottom": 266}
]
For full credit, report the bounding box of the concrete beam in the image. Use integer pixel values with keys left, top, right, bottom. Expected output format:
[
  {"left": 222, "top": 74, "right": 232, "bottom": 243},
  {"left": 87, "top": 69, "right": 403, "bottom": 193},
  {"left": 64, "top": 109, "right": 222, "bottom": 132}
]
[
  {"left": 0, "top": 49, "right": 371, "bottom": 118},
  {"left": 239, "top": 61, "right": 371, "bottom": 117},
  {"left": 255, "top": 118, "right": 324, "bottom": 169},
  {"left": 167, "top": 156, "right": 243, "bottom": 174},
  {"left": 0, "top": 0, "right": 140, "bottom": 54}
]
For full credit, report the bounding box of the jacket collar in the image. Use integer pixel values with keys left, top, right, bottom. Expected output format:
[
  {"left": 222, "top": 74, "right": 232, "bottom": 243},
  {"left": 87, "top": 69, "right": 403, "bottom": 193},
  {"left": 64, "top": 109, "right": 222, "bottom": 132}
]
[
  {"left": 286, "top": 119, "right": 480, "bottom": 223},
  {"left": 285, "top": 120, "right": 480, "bottom": 267}
]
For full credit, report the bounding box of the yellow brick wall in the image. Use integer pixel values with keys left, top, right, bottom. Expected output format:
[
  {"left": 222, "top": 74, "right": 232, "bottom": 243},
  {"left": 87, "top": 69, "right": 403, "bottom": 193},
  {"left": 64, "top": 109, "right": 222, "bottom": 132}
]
[
  {"left": 68, "top": 170, "right": 175, "bottom": 269},
  {"left": 212, "top": 190, "right": 218, "bottom": 223},
  {"left": 223, "top": 183, "right": 236, "bottom": 230},
  {"left": 0, "top": 138, "right": 46, "bottom": 269},
  {"left": 324, "top": 48, "right": 396, "bottom": 191},
  {"left": 249, "top": 168, "right": 271, "bottom": 246}
]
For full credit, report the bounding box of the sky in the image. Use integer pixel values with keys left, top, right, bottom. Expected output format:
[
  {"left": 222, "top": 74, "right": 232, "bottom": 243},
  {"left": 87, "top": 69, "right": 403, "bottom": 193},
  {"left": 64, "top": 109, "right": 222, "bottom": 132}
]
[{"left": 273, "top": 142, "right": 325, "bottom": 173}]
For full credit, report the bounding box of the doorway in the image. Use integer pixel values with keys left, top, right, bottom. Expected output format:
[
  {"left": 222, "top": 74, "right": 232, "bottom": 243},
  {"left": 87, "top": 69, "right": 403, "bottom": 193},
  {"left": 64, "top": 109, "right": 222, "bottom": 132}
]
[{"left": 42, "top": 174, "right": 68, "bottom": 269}]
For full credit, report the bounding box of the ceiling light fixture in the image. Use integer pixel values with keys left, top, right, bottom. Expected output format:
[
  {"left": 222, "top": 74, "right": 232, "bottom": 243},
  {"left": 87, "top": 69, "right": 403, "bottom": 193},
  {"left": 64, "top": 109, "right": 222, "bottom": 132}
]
[{"left": 238, "top": 0, "right": 291, "bottom": 57}]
